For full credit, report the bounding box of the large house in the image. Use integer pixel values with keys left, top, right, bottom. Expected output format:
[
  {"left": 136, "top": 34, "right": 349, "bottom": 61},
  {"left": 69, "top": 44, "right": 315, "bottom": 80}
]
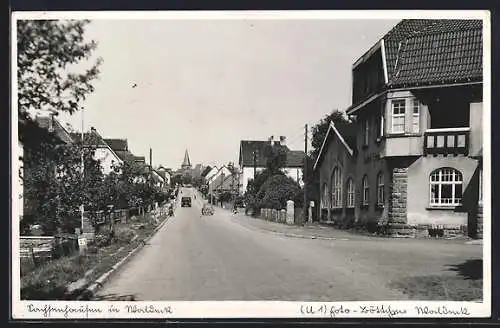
[
  {"left": 238, "top": 136, "right": 305, "bottom": 194},
  {"left": 70, "top": 128, "right": 124, "bottom": 175},
  {"left": 19, "top": 113, "right": 74, "bottom": 221},
  {"left": 314, "top": 19, "right": 484, "bottom": 238}
]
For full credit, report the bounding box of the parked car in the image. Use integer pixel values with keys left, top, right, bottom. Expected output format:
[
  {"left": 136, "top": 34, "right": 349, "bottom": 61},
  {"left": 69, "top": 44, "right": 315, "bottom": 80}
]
[{"left": 181, "top": 196, "right": 192, "bottom": 207}]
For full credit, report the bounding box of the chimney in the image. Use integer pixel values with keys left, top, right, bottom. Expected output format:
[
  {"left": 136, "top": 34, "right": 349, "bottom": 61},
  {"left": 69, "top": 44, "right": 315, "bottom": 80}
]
[
  {"left": 269, "top": 135, "right": 274, "bottom": 145},
  {"left": 279, "top": 136, "right": 286, "bottom": 146},
  {"left": 90, "top": 127, "right": 97, "bottom": 133}
]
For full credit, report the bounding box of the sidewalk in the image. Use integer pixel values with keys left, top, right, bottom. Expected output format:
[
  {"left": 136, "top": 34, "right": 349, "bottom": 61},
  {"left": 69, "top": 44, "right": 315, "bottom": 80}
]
[{"left": 230, "top": 211, "right": 482, "bottom": 245}]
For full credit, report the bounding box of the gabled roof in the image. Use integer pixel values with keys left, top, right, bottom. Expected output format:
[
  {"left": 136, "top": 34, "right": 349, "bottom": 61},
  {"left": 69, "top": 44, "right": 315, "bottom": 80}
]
[
  {"left": 239, "top": 140, "right": 290, "bottom": 167},
  {"left": 104, "top": 138, "right": 128, "bottom": 152},
  {"left": 347, "top": 19, "right": 483, "bottom": 114},
  {"left": 69, "top": 131, "right": 108, "bottom": 147},
  {"left": 285, "top": 150, "right": 305, "bottom": 168},
  {"left": 313, "top": 121, "right": 357, "bottom": 171},
  {"left": 204, "top": 166, "right": 219, "bottom": 181},
  {"left": 201, "top": 166, "right": 212, "bottom": 177},
  {"left": 35, "top": 115, "right": 73, "bottom": 144},
  {"left": 209, "top": 170, "right": 235, "bottom": 190},
  {"left": 387, "top": 19, "right": 482, "bottom": 88},
  {"left": 114, "top": 150, "right": 136, "bottom": 163}
]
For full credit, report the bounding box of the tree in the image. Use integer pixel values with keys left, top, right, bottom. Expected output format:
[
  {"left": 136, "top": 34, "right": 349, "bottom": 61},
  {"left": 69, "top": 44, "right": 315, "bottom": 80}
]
[
  {"left": 263, "top": 143, "right": 288, "bottom": 173},
  {"left": 17, "top": 20, "right": 102, "bottom": 120},
  {"left": 309, "top": 110, "right": 350, "bottom": 163},
  {"left": 256, "top": 175, "right": 303, "bottom": 210},
  {"left": 182, "top": 173, "right": 193, "bottom": 185},
  {"left": 21, "top": 127, "right": 104, "bottom": 234}
]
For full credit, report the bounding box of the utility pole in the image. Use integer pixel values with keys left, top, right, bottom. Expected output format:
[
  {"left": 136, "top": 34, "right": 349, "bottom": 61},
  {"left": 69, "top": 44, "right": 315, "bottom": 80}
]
[
  {"left": 304, "top": 124, "right": 308, "bottom": 224},
  {"left": 80, "top": 107, "right": 85, "bottom": 234},
  {"left": 252, "top": 149, "right": 258, "bottom": 179}
]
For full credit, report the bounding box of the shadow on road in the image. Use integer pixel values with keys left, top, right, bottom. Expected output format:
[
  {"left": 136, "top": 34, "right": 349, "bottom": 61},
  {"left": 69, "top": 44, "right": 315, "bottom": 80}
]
[
  {"left": 447, "top": 259, "right": 483, "bottom": 280},
  {"left": 93, "top": 293, "right": 138, "bottom": 301}
]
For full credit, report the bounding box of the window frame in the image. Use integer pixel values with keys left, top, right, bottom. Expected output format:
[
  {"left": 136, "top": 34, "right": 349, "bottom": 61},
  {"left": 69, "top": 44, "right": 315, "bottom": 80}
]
[
  {"left": 391, "top": 99, "right": 406, "bottom": 134},
  {"left": 479, "top": 168, "right": 483, "bottom": 204},
  {"left": 412, "top": 98, "right": 420, "bottom": 133},
  {"left": 429, "top": 167, "right": 463, "bottom": 207},
  {"left": 331, "top": 167, "right": 342, "bottom": 209},
  {"left": 346, "top": 177, "right": 355, "bottom": 208},
  {"left": 376, "top": 171, "right": 385, "bottom": 207},
  {"left": 362, "top": 175, "right": 369, "bottom": 206}
]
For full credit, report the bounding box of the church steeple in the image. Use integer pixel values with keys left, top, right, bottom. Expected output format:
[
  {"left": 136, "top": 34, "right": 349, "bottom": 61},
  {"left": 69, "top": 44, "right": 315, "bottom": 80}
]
[{"left": 181, "top": 149, "right": 191, "bottom": 169}]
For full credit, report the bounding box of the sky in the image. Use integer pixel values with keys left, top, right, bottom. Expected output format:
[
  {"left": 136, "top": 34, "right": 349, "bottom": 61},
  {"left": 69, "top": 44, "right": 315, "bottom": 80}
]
[{"left": 58, "top": 17, "right": 399, "bottom": 169}]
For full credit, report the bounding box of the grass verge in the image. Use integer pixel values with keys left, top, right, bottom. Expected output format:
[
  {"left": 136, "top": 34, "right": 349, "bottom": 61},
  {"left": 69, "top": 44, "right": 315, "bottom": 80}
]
[
  {"left": 389, "top": 274, "right": 483, "bottom": 301},
  {"left": 21, "top": 214, "right": 167, "bottom": 300}
]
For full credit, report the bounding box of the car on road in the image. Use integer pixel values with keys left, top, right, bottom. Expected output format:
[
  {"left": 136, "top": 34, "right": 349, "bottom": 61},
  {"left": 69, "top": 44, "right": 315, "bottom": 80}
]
[{"left": 181, "top": 196, "right": 192, "bottom": 207}]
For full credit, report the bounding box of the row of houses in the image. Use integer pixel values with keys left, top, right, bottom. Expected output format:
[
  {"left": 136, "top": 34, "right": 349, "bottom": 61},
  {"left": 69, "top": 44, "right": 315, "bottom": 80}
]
[
  {"left": 312, "top": 19, "right": 484, "bottom": 238},
  {"left": 195, "top": 135, "right": 305, "bottom": 203},
  {"left": 19, "top": 111, "right": 173, "bottom": 220}
]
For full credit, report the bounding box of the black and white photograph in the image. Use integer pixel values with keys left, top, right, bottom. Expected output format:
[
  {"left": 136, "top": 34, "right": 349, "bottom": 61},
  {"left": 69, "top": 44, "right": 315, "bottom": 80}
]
[{"left": 12, "top": 10, "right": 490, "bottom": 319}]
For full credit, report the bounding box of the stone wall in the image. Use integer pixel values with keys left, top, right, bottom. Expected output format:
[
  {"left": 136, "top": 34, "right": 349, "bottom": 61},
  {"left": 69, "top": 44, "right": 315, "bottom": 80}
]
[{"left": 477, "top": 203, "right": 483, "bottom": 239}]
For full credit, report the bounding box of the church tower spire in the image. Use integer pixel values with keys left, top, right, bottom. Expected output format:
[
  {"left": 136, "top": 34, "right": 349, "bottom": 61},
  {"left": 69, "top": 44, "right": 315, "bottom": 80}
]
[{"left": 181, "top": 149, "right": 191, "bottom": 169}]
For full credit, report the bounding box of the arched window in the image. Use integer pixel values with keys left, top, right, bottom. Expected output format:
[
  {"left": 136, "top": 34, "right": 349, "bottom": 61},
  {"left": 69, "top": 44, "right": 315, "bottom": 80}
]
[
  {"left": 377, "top": 172, "right": 385, "bottom": 206},
  {"left": 331, "top": 167, "right": 342, "bottom": 208},
  {"left": 346, "top": 177, "right": 355, "bottom": 208},
  {"left": 321, "top": 183, "right": 329, "bottom": 208},
  {"left": 429, "top": 168, "right": 463, "bottom": 206},
  {"left": 362, "top": 175, "right": 369, "bottom": 206}
]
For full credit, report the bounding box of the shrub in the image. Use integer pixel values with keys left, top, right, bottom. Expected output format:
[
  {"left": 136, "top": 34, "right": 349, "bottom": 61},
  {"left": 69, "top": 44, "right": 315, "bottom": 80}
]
[
  {"left": 21, "top": 254, "right": 93, "bottom": 300},
  {"left": 256, "top": 174, "right": 303, "bottom": 210},
  {"left": 114, "top": 226, "right": 136, "bottom": 245}
]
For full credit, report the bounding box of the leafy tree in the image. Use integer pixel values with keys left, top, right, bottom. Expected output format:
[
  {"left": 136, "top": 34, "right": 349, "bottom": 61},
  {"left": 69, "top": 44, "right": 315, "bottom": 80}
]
[
  {"left": 256, "top": 175, "right": 303, "bottom": 210},
  {"left": 170, "top": 174, "right": 183, "bottom": 187},
  {"left": 309, "top": 110, "right": 350, "bottom": 162},
  {"left": 17, "top": 20, "right": 102, "bottom": 120},
  {"left": 263, "top": 143, "right": 288, "bottom": 173},
  {"left": 182, "top": 173, "right": 193, "bottom": 185},
  {"left": 21, "top": 126, "right": 104, "bottom": 234},
  {"left": 192, "top": 175, "right": 204, "bottom": 188}
]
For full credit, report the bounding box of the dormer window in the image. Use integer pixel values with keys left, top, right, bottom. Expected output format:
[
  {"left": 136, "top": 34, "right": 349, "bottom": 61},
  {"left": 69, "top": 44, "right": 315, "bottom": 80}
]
[{"left": 391, "top": 99, "right": 406, "bottom": 133}]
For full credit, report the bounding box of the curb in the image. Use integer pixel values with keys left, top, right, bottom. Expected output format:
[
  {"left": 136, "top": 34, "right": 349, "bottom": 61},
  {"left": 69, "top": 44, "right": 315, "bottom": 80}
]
[{"left": 76, "top": 215, "right": 171, "bottom": 300}]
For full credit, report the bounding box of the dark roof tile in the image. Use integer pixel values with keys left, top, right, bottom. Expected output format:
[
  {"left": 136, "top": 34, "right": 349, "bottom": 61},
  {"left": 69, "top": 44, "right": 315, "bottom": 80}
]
[
  {"left": 383, "top": 19, "right": 482, "bottom": 87},
  {"left": 104, "top": 138, "right": 128, "bottom": 151}
]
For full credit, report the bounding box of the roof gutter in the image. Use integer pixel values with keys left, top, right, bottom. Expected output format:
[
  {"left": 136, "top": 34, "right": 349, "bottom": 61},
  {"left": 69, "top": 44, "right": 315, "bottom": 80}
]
[
  {"left": 346, "top": 90, "right": 387, "bottom": 115},
  {"left": 346, "top": 80, "right": 482, "bottom": 115},
  {"left": 389, "top": 81, "right": 482, "bottom": 91}
]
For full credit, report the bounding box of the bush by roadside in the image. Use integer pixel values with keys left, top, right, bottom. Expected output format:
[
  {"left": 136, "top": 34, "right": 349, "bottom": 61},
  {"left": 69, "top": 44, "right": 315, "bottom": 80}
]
[{"left": 21, "top": 213, "right": 167, "bottom": 300}]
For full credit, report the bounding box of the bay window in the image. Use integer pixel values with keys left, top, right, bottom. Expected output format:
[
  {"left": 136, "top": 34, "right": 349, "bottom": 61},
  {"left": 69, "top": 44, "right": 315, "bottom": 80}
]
[{"left": 391, "top": 99, "right": 405, "bottom": 133}]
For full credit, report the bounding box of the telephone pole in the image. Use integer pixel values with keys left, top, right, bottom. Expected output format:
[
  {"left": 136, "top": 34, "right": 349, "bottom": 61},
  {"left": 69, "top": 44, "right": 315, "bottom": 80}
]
[
  {"left": 303, "top": 124, "right": 308, "bottom": 224},
  {"left": 252, "top": 149, "right": 258, "bottom": 178}
]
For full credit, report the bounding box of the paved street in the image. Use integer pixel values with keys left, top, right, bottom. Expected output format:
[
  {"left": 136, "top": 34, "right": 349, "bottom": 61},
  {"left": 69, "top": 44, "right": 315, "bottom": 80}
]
[{"left": 96, "top": 187, "right": 482, "bottom": 301}]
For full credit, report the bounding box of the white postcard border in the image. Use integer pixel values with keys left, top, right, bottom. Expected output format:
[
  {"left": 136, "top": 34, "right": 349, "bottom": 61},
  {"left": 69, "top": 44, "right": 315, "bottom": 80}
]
[{"left": 11, "top": 10, "right": 492, "bottom": 320}]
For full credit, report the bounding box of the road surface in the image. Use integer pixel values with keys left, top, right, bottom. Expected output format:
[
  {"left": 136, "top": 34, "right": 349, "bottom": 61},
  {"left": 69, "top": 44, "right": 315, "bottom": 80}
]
[{"left": 95, "top": 187, "right": 481, "bottom": 301}]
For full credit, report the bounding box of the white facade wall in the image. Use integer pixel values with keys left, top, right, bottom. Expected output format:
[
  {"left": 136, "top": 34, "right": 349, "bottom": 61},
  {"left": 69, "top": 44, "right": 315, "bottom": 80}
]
[
  {"left": 93, "top": 147, "right": 122, "bottom": 175},
  {"left": 239, "top": 166, "right": 303, "bottom": 194}
]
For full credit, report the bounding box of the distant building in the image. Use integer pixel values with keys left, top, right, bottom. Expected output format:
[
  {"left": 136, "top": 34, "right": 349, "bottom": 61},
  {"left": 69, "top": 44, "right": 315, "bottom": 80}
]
[
  {"left": 238, "top": 136, "right": 305, "bottom": 194},
  {"left": 181, "top": 149, "right": 192, "bottom": 170},
  {"left": 70, "top": 128, "right": 124, "bottom": 175}
]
